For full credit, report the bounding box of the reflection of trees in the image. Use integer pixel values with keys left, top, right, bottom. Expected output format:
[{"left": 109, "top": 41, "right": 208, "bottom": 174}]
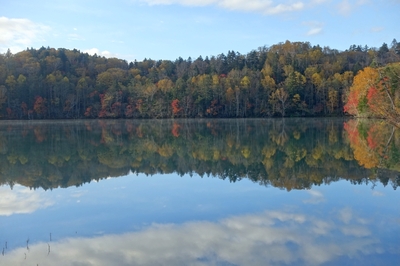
[
  {"left": 0, "top": 119, "right": 399, "bottom": 191},
  {"left": 344, "top": 119, "right": 400, "bottom": 171}
]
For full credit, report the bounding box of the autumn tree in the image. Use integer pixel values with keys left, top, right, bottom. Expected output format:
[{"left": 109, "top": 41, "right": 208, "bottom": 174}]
[
  {"left": 171, "top": 99, "right": 182, "bottom": 117},
  {"left": 271, "top": 88, "right": 289, "bottom": 116},
  {"left": 367, "top": 63, "right": 400, "bottom": 125},
  {"left": 344, "top": 67, "right": 379, "bottom": 116}
]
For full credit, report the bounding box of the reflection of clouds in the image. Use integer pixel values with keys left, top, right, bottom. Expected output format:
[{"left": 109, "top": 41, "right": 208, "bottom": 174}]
[
  {"left": 70, "top": 190, "right": 87, "bottom": 198},
  {"left": 303, "top": 189, "right": 325, "bottom": 204},
  {"left": 337, "top": 208, "right": 371, "bottom": 237},
  {"left": 311, "top": 219, "right": 332, "bottom": 235},
  {"left": 338, "top": 207, "right": 353, "bottom": 224},
  {"left": 340, "top": 225, "right": 370, "bottom": 237},
  {"left": 0, "top": 185, "right": 53, "bottom": 216},
  {"left": 372, "top": 190, "right": 384, "bottom": 197},
  {"left": 2, "top": 210, "right": 381, "bottom": 266}
]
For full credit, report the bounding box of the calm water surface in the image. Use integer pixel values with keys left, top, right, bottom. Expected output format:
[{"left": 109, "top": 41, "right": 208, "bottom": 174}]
[{"left": 0, "top": 118, "right": 399, "bottom": 265}]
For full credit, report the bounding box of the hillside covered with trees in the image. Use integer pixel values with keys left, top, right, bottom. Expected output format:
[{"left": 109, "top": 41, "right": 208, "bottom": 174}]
[{"left": 0, "top": 40, "right": 399, "bottom": 119}]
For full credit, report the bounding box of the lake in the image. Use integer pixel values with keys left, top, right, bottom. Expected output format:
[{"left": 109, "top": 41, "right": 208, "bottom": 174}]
[{"left": 0, "top": 118, "right": 399, "bottom": 266}]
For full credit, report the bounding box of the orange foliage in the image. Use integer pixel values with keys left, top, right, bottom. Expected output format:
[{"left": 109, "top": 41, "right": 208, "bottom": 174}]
[
  {"left": 206, "top": 100, "right": 221, "bottom": 116},
  {"left": 33, "top": 96, "right": 47, "bottom": 116},
  {"left": 84, "top": 106, "right": 93, "bottom": 117},
  {"left": 171, "top": 99, "right": 181, "bottom": 116},
  {"left": 171, "top": 122, "right": 180, "bottom": 137},
  {"left": 343, "top": 120, "right": 360, "bottom": 145},
  {"left": 343, "top": 90, "right": 360, "bottom": 116},
  {"left": 366, "top": 84, "right": 389, "bottom": 117},
  {"left": 344, "top": 121, "right": 384, "bottom": 169},
  {"left": 344, "top": 67, "right": 379, "bottom": 116}
]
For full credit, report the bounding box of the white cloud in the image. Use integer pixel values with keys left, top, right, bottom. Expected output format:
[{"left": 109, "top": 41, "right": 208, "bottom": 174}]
[
  {"left": 220, "top": 0, "right": 305, "bottom": 15},
  {"left": 0, "top": 185, "right": 53, "bottom": 216},
  {"left": 307, "top": 27, "right": 323, "bottom": 36},
  {"left": 0, "top": 16, "right": 50, "bottom": 53},
  {"left": 0, "top": 209, "right": 380, "bottom": 265},
  {"left": 337, "top": 0, "right": 352, "bottom": 15},
  {"left": 337, "top": 0, "right": 369, "bottom": 15},
  {"left": 310, "top": 0, "right": 328, "bottom": 4},
  {"left": 84, "top": 48, "right": 119, "bottom": 58},
  {"left": 303, "top": 21, "right": 324, "bottom": 36},
  {"left": 138, "top": 0, "right": 305, "bottom": 15}
]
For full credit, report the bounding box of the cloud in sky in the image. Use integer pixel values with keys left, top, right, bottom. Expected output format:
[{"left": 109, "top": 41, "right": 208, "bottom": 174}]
[
  {"left": 1, "top": 209, "right": 380, "bottom": 265},
  {"left": 310, "top": 0, "right": 328, "bottom": 4},
  {"left": 139, "top": 0, "right": 306, "bottom": 15},
  {"left": 303, "top": 21, "right": 324, "bottom": 36},
  {"left": 337, "top": 0, "right": 352, "bottom": 15},
  {"left": 0, "top": 185, "right": 53, "bottom": 216},
  {"left": 84, "top": 48, "right": 119, "bottom": 58},
  {"left": 0, "top": 16, "right": 50, "bottom": 53},
  {"left": 337, "top": 0, "right": 370, "bottom": 15},
  {"left": 2, "top": 0, "right": 397, "bottom": 60}
]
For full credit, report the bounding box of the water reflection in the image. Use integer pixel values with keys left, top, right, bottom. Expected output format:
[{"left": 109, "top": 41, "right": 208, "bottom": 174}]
[
  {"left": 0, "top": 205, "right": 394, "bottom": 266},
  {"left": 0, "top": 185, "right": 53, "bottom": 216},
  {"left": 1, "top": 118, "right": 400, "bottom": 264},
  {"left": 0, "top": 168, "right": 398, "bottom": 265},
  {"left": 0, "top": 118, "right": 399, "bottom": 191}
]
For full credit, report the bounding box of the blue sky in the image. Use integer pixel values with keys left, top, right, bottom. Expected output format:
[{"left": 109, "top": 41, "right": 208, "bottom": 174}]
[{"left": 1, "top": 0, "right": 399, "bottom": 62}]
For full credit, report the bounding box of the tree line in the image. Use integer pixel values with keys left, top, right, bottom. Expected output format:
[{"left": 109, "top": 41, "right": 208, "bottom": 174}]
[
  {"left": 0, "top": 39, "right": 399, "bottom": 119},
  {"left": 0, "top": 119, "right": 398, "bottom": 191}
]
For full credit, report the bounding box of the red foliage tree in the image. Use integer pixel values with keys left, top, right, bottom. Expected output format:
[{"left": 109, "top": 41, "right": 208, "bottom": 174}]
[
  {"left": 171, "top": 99, "right": 181, "bottom": 117},
  {"left": 343, "top": 90, "right": 360, "bottom": 116},
  {"left": 33, "top": 96, "right": 47, "bottom": 118},
  {"left": 84, "top": 106, "right": 93, "bottom": 117}
]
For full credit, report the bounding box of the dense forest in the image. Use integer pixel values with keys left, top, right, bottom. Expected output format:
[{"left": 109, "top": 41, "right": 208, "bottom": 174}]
[
  {"left": 0, "top": 119, "right": 399, "bottom": 191},
  {"left": 0, "top": 40, "right": 399, "bottom": 119}
]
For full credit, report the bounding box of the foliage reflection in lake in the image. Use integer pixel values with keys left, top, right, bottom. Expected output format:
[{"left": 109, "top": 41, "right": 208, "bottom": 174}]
[
  {"left": 0, "top": 118, "right": 399, "bottom": 265},
  {"left": 0, "top": 118, "right": 399, "bottom": 190}
]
